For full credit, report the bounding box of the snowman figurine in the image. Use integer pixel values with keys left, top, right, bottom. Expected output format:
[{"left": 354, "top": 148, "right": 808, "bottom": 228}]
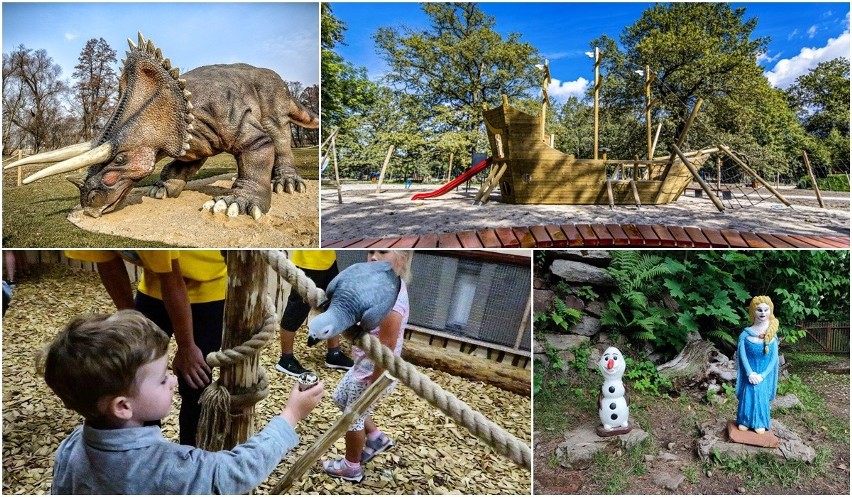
[{"left": 596, "top": 346, "right": 632, "bottom": 437}]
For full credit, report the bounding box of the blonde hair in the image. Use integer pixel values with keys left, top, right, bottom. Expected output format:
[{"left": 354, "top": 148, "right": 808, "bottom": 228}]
[
  {"left": 35, "top": 310, "right": 169, "bottom": 420},
  {"left": 748, "top": 295, "right": 779, "bottom": 354},
  {"left": 368, "top": 250, "right": 413, "bottom": 284}
]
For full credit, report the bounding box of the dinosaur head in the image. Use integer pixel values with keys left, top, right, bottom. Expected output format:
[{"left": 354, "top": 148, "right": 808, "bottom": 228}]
[{"left": 6, "top": 33, "right": 194, "bottom": 217}]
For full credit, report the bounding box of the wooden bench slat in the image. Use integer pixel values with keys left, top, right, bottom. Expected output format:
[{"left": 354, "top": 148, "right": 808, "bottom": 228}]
[
  {"left": 457, "top": 231, "right": 484, "bottom": 248},
  {"left": 772, "top": 233, "right": 818, "bottom": 248},
  {"left": 559, "top": 224, "right": 585, "bottom": 246},
  {"left": 788, "top": 234, "right": 843, "bottom": 248},
  {"left": 322, "top": 238, "right": 355, "bottom": 248},
  {"left": 544, "top": 224, "right": 568, "bottom": 247},
  {"left": 815, "top": 236, "right": 849, "bottom": 249},
  {"left": 651, "top": 225, "right": 677, "bottom": 247},
  {"left": 512, "top": 226, "right": 537, "bottom": 248},
  {"left": 529, "top": 225, "right": 553, "bottom": 247},
  {"left": 575, "top": 224, "right": 600, "bottom": 246},
  {"left": 720, "top": 229, "right": 749, "bottom": 248},
  {"left": 369, "top": 237, "right": 403, "bottom": 248},
  {"left": 701, "top": 228, "right": 730, "bottom": 247},
  {"left": 476, "top": 228, "right": 501, "bottom": 248},
  {"left": 604, "top": 224, "right": 630, "bottom": 245},
  {"left": 494, "top": 227, "right": 521, "bottom": 248},
  {"left": 634, "top": 224, "right": 661, "bottom": 246},
  {"left": 390, "top": 235, "right": 421, "bottom": 248},
  {"left": 740, "top": 232, "right": 773, "bottom": 248},
  {"left": 347, "top": 238, "right": 384, "bottom": 248},
  {"left": 437, "top": 233, "right": 463, "bottom": 248},
  {"left": 754, "top": 233, "right": 795, "bottom": 249},
  {"left": 683, "top": 227, "right": 711, "bottom": 248},
  {"left": 666, "top": 226, "right": 694, "bottom": 247},
  {"left": 621, "top": 224, "right": 646, "bottom": 246},
  {"left": 590, "top": 224, "right": 613, "bottom": 245},
  {"left": 414, "top": 233, "right": 439, "bottom": 248}
]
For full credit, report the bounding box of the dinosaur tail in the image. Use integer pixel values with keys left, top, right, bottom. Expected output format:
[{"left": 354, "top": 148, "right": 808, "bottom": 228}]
[{"left": 289, "top": 99, "right": 319, "bottom": 129}]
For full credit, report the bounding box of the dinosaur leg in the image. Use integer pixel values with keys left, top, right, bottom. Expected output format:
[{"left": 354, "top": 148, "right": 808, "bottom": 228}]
[
  {"left": 262, "top": 117, "right": 307, "bottom": 194},
  {"left": 147, "top": 158, "right": 207, "bottom": 199},
  {"left": 205, "top": 137, "right": 274, "bottom": 219}
]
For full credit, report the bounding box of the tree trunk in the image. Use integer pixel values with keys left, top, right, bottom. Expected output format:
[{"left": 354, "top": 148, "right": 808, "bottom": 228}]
[
  {"left": 402, "top": 339, "right": 530, "bottom": 396},
  {"left": 656, "top": 332, "right": 736, "bottom": 388},
  {"left": 221, "top": 251, "right": 269, "bottom": 447}
]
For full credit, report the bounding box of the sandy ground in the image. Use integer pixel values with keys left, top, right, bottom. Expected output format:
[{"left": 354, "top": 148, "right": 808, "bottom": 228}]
[
  {"left": 320, "top": 183, "right": 850, "bottom": 244},
  {"left": 69, "top": 174, "right": 319, "bottom": 247}
]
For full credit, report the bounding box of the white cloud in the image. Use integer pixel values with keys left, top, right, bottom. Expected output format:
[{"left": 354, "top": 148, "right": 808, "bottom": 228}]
[
  {"left": 764, "top": 27, "right": 850, "bottom": 88},
  {"left": 64, "top": 32, "right": 77, "bottom": 41},
  {"left": 757, "top": 51, "right": 780, "bottom": 64},
  {"left": 787, "top": 28, "right": 799, "bottom": 41},
  {"left": 807, "top": 25, "right": 818, "bottom": 38},
  {"left": 548, "top": 77, "right": 589, "bottom": 100}
]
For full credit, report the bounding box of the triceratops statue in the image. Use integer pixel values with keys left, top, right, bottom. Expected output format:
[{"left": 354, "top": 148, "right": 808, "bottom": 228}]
[{"left": 5, "top": 33, "right": 317, "bottom": 219}]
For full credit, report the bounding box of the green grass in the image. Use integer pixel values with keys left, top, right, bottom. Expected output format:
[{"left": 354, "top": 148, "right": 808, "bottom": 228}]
[
  {"left": 2, "top": 149, "right": 317, "bottom": 247},
  {"left": 705, "top": 448, "right": 831, "bottom": 490},
  {"left": 589, "top": 436, "right": 653, "bottom": 494}
]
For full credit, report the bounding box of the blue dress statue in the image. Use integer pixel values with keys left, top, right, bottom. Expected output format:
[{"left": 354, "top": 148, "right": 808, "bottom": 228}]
[{"left": 735, "top": 296, "right": 779, "bottom": 433}]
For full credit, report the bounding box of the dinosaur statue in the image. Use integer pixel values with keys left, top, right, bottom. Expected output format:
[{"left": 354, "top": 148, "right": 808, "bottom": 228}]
[{"left": 5, "top": 33, "right": 318, "bottom": 218}]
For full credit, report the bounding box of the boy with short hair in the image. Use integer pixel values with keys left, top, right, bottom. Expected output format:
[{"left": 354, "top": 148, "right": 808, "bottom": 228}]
[{"left": 37, "top": 310, "right": 324, "bottom": 494}]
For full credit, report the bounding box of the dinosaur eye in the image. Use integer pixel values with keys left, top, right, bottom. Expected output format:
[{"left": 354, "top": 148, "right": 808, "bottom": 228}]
[{"left": 114, "top": 154, "right": 126, "bottom": 165}]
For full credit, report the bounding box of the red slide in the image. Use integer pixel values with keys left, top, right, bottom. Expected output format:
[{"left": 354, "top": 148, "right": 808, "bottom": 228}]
[{"left": 410, "top": 157, "right": 493, "bottom": 200}]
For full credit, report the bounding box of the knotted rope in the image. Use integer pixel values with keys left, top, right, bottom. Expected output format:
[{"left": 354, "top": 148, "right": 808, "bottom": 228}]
[
  {"left": 260, "top": 250, "right": 531, "bottom": 469},
  {"left": 196, "top": 297, "right": 278, "bottom": 450}
]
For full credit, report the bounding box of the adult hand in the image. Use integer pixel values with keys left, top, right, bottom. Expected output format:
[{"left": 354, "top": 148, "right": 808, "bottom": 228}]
[
  {"left": 748, "top": 372, "right": 763, "bottom": 385},
  {"left": 172, "top": 343, "right": 212, "bottom": 389}
]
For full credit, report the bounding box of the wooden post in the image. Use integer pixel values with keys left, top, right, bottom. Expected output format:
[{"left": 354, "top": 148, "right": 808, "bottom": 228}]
[
  {"left": 446, "top": 152, "right": 454, "bottom": 182},
  {"left": 645, "top": 65, "right": 652, "bottom": 160},
  {"left": 716, "top": 157, "right": 722, "bottom": 190},
  {"left": 331, "top": 136, "right": 342, "bottom": 204},
  {"left": 650, "top": 122, "right": 662, "bottom": 159},
  {"left": 719, "top": 145, "right": 793, "bottom": 207},
  {"left": 672, "top": 144, "right": 724, "bottom": 212},
  {"left": 593, "top": 47, "right": 600, "bottom": 160},
  {"left": 802, "top": 150, "right": 825, "bottom": 208},
  {"left": 16, "top": 149, "right": 23, "bottom": 187},
  {"left": 475, "top": 162, "right": 507, "bottom": 205},
  {"left": 220, "top": 251, "right": 269, "bottom": 448},
  {"left": 653, "top": 99, "right": 703, "bottom": 203},
  {"left": 271, "top": 373, "right": 395, "bottom": 494},
  {"left": 375, "top": 145, "right": 394, "bottom": 193}
]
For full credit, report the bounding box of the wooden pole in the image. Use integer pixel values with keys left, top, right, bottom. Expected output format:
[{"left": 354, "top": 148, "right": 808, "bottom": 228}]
[
  {"left": 221, "top": 251, "right": 269, "bottom": 449},
  {"left": 593, "top": 47, "right": 600, "bottom": 160},
  {"left": 271, "top": 373, "right": 395, "bottom": 494},
  {"left": 645, "top": 65, "right": 652, "bottom": 160},
  {"left": 475, "top": 162, "right": 507, "bottom": 205},
  {"left": 331, "top": 137, "right": 342, "bottom": 204},
  {"left": 719, "top": 145, "right": 793, "bottom": 207},
  {"left": 375, "top": 145, "right": 394, "bottom": 193},
  {"left": 801, "top": 150, "right": 825, "bottom": 208},
  {"left": 16, "top": 149, "right": 23, "bottom": 187},
  {"left": 650, "top": 122, "right": 662, "bottom": 159},
  {"left": 446, "top": 152, "right": 454, "bottom": 182},
  {"left": 672, "top": 144, "right": 724, "bottom": 212},
  {"left": 653, "top": 99, "right": 703, "bottom": 203},
  {"left": 716, "top": 157, "right": 722, "bottom": 190}
]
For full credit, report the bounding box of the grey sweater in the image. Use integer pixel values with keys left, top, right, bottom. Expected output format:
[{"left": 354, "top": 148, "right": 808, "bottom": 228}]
[{"left": 51, "top": 416, "right": 298, "bottom": 494}]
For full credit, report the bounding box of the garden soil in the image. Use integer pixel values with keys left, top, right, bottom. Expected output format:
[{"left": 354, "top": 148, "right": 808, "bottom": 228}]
[
  {"left": 321, "top": 183, "right": 849, "bottom": 244},
  {"left": 68, "top": 174, "right": 319, "bottom": 247},
  {"left": 2, "top": 264, "right": 531, "bottom": 495}
]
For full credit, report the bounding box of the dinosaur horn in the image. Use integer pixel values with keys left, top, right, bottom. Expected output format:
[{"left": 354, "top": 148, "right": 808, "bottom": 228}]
[
  {"left": 4, "top": 142, "right": 97, "bottom": 170},
  {"left": 22, "top": 143, "right": 113, "bottom": 184}
]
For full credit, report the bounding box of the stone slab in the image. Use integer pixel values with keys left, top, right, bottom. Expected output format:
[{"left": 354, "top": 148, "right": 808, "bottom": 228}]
[
  {"left": 726, "top": 420, "right": 779, "bottom": 448},
  {"left": 555, "top": 421, "right": 649, "bottom": 469}
]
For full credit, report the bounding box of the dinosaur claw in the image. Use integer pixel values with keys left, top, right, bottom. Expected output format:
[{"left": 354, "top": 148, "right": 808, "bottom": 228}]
[
  {"left": 285, "top": 181, "right": 295, "bottom": 194},
  {"left": 202, "top": 200, "right": 215, "bottom": 211},
  {"left": 296, "top": 182, "right": 306, "bottom": 193},
  {"left": 226, "top": 203, "right": 239, "bottom": 217},
  {"left": 213, "top": 199, "right": 227, "bottom": 213},
  {"left": 273, "top": 183, "right": 284, "bottom": 194},
  {"left": 251, "top": 206, "right": 262, "bottom": 220}
]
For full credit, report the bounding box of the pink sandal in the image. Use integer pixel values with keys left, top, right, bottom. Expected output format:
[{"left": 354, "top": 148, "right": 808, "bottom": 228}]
[{"left": 361, "top": 431, "right": 394, "bottom": 463}]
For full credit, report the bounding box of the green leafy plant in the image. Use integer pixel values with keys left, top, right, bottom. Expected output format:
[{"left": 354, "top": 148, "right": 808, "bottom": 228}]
[
  {"left": 550, "top": 299, "right": 582, "bottom": 332},
  {"left": 574, "top": 284, "right": 599, "bottom": 301},
  {"left": 624, "top": 356, "right": 672, "bottom": 396}
]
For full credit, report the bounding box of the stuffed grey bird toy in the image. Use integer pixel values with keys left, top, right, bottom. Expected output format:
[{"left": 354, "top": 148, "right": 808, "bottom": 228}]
[{"left": 307, "top": 261, "right": 401, "bottom": 345}]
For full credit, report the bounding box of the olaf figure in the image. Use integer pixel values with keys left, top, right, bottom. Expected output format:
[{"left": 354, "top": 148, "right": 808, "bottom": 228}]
[{"left": 597, "top": 346, "right": 632, "bottom": 437}]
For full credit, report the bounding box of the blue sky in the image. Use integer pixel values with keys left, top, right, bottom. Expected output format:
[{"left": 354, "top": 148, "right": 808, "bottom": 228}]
[
  {"left": 2, "top": 3, "right": 319, "bottom": 86},
  {"left": 329, "top": 2, "right": 850, "bottom": 101}
]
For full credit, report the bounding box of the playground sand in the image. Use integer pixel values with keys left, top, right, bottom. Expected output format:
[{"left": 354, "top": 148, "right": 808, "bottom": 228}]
[
  {"left": 320, "top": 183, "right": 850, "bottom": 244},
  {"left": 68, "top": 174, "right": 319, "bottom": 247}
]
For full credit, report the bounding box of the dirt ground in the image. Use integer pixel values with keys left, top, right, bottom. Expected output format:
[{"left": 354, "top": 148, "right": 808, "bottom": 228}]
[
  {"left": 69, "top": 174, "right": 319, "bottom": 247},
  {"left": 2, "top": 264, "right": 530, "bottom": 495},
  {"left": 533, "top": 357, "right": 850, "bottom": 495},
  {"left": 320, "top": 183, "right": 849, "bottom": 244}
]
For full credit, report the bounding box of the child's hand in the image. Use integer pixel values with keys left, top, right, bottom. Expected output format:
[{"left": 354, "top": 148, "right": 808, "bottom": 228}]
[{"left": 281, "top": 381, "right": 324, "bottom": 428}]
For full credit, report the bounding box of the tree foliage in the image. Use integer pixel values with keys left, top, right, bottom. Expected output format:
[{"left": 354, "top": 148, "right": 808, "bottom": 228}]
[{"left": 72, "top": 38, "right": 118, "bottom": 141}]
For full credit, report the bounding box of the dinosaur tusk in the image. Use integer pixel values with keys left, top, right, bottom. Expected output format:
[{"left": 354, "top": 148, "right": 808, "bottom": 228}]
[
  {"left": 22, "top": 143, "right": 112, "bottom": 184},
  {"left": 4, "top": 142, "right": 95, "bottom": 170}
]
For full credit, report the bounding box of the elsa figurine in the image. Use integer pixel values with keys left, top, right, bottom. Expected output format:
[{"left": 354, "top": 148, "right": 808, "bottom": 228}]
[{"left": 735, "top": 296, "right": 779, "bottom": 434}]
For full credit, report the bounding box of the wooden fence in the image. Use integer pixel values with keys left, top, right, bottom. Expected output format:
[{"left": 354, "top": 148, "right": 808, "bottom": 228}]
[{"left": 796, "top": 321, "right": 850, "bottom": 354}]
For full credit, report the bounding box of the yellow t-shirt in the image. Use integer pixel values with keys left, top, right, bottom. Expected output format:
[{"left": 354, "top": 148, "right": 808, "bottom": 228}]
[
  {"left": 290, "top": 250, "right": 336, "bottom": 271},
  {"left": 65, "top": 250, "right": 226, "bottom": 303}
]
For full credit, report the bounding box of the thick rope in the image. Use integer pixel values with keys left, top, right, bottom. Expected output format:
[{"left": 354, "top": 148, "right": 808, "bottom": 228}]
[
  {"left": 197, "top": 297, "right": 277, "bottom": 450},
  {"left": 261, "top": 249, "right": 532, "bottom": 470}
]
